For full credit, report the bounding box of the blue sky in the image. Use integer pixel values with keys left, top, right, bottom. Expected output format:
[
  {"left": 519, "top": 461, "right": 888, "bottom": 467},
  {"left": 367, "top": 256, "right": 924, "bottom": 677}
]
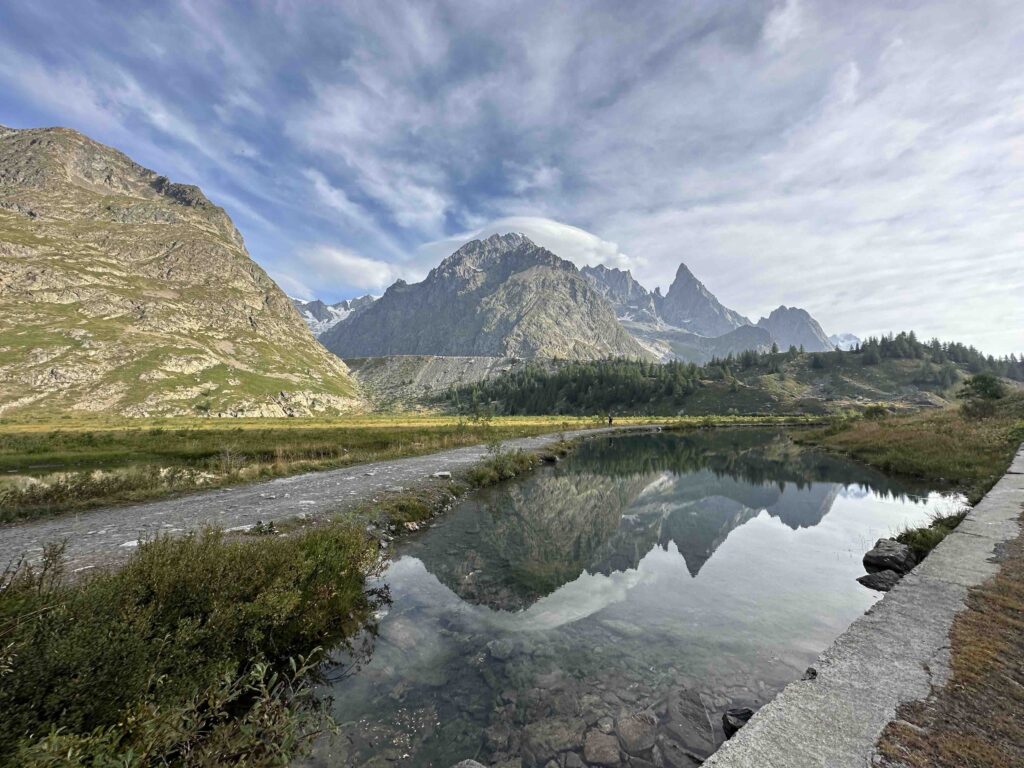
[{"left": 1, "top": 1, "right": 1022, "bottom": 354}]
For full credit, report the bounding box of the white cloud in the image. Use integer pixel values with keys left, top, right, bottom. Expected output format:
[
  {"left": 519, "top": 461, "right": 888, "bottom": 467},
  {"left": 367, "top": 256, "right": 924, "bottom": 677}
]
[
  {"left": 291, "top": 245, "right": 420, "bottom": 293},
  {"left": 304, "top": 168, "right": 366, "bottom": 222},
  {"left": 763, "top": 0, "right": 804, "bottom": 53},
  {"left": 416, "top": 217, "right": 642, "bottom": 275},
  {"left": 506, "top": 161, "right": 562, "bottom": 194},
  {"left": 4, "top": 1, "right": 1022, "bottom": 353}
]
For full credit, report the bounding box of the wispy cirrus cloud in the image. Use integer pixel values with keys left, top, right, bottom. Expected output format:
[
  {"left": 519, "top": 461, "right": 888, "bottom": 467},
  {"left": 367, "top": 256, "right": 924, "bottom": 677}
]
[{"left": 0, "top": 0, "right": 1020, "bottom": 352}]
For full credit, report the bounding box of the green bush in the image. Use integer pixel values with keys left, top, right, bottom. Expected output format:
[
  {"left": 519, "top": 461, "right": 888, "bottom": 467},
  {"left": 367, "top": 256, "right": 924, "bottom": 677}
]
[
  {"left": 0, "top": 526, "right": 384, "bottom": 765},
  {"left": 862, "top": 404, "right": 888, "bottom": 420},
  {"left": 958, "top": 373, "right": 1007, "bottom": 419}
]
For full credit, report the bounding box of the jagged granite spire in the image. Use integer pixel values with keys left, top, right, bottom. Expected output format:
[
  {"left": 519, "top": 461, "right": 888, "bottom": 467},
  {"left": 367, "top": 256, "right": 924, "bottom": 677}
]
[{"left": 658, "top": 263, "right": 751, "bottom": 337}]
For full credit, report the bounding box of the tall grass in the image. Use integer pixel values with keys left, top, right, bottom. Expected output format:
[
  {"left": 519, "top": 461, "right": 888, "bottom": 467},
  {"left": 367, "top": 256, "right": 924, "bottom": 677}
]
[{"left": 802, "top": 393, "right": 1024, "bottom": 503}]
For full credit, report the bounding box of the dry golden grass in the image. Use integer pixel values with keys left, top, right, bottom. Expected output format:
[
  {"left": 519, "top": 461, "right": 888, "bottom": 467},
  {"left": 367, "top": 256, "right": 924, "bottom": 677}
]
[
  {"left": 875, "top": 510, "right": 1024, "bottom": 768},
  {"left": 806, "top": 394, "right": 1024, "bottom": 502}
]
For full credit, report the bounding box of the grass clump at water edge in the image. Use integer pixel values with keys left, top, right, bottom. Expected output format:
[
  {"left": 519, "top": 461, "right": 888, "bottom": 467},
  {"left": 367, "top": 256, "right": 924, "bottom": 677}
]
[
  {"left": 895, "top": 509, "right": 969, "bottom": 560},
  {"left": 0, "top": 525, "right": 386, "bottom": 767}
]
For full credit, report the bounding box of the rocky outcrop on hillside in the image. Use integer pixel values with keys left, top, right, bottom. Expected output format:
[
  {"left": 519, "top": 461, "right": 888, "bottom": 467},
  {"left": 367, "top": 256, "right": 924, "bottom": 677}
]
[
  {"left": 292, "top": 295, "right": 375, "bottom": 337},
  {"left": 0, "top": 125, "right": 362, "bottom": 417},
  {"left": 757, "top": 306, "right": 832, "bottom": 352},
  {"left": 322, "top": 233, "right": 649, "bottom": 360}
]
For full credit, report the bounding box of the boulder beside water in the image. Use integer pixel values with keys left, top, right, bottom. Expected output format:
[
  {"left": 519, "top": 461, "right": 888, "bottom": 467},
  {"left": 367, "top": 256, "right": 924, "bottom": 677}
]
[
  {"left": 520, "top": 718, "right": 586, "bottom": 768},
  {"left": 857, "top": 569, "right": 903, "bottom": 592},
  {"left": 722, "top": 707, "right": 755, "bottom": 738},
  {"left": 664, "top": 687, "right": 716, "bottom": 759},
  {"left": 863, "top": 538, "right": 916, "bottom": 574}
]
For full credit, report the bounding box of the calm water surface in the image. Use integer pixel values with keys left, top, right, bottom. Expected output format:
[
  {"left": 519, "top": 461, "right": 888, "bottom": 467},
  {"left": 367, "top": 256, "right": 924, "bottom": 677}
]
[{"left": 309, "top": 429, "right": 960, "bottom": 767}]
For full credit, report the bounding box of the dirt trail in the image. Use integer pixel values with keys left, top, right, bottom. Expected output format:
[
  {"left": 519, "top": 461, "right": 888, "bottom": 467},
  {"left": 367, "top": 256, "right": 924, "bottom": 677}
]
[{"left": 0, "top": 425, "right": 654, "bottom": 573}]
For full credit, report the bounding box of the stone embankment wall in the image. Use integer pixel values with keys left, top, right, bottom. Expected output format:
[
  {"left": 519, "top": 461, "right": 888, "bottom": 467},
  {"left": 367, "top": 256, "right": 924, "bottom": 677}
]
[{"left": 704, "top": 445, "right": 1024, "bottom": 768}]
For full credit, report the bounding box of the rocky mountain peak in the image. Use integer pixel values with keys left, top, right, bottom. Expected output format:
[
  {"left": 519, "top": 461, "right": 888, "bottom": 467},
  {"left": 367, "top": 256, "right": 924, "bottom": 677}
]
[
  {"left": 432, "top": 232, "right": 566, "bottom": 283},
  {"left": 756, "top": 305, "right": 831, "bottom": 352},
  {"left": 581, "top": 264, "right": 659, "bottom": 324},
  {"left": 659, "top": 261, "right": 750, "bottom": 337},
  {"left": 321, "top": 234, "right": 648, "bottom": 360},
  {"left": 292, "top": 294, "right": 377, "bottom": 337}
]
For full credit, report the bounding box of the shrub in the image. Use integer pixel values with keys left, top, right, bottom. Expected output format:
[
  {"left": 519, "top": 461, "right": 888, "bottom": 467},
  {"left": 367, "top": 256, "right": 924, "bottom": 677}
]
[
  {"left": 0, "top": 526, "right": 384, "bottom": 765},
  {"left": 958, "top": 373, "right": 1006, "bottom": 419},
  {"left": 863, "top": 404, "right": 888, "bottom": 420},
  {"left": 467, "top": 448, "right": 537, "bottom": 487}
]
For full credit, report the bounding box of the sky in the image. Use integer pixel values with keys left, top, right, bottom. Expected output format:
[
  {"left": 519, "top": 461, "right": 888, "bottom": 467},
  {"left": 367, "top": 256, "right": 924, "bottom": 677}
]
[{"left": 1, "top": 1, "right": 1022, "bottom": 355}]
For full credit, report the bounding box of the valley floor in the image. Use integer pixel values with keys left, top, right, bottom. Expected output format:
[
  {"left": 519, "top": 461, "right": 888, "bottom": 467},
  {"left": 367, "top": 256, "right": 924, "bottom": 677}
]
[{"left": 0, "top": 425, "right": 657, "bottom": 573}]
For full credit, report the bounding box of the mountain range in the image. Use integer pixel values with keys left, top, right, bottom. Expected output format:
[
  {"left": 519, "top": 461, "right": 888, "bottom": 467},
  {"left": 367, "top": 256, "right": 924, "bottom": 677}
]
[
  {"left": 581, "top": 263, "right": 833, "bottom": 362},
  {"left": 321, "top": 233, "right": 648, "bottom": 360},
  {"left": 0, "top": 122, "right": 848, "bottom": 418},
  {"left": 0, "top": 125, "right": 362, "bottom": 417},
  {"left": 291, "top": 295, "right": 375, "bottom": 336},
  {"left": 318, "top": 234, "right": 835, "bottom": 365}
]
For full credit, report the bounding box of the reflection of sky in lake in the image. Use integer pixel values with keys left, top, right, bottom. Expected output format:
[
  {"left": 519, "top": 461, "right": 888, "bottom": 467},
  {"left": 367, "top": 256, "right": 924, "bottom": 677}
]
[{"left": 310, "top": 430, "right": 961, "bottom": 768}]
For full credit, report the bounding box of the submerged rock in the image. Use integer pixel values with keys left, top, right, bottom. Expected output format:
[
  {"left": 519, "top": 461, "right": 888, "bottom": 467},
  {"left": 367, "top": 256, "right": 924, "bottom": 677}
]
[
  {"left": 722, "top": 707, "right": 755, "bottom": 738},
  {"left": 583, "top": 729, "right": 621, "bottom": 766},
  {"left": 658, "top": 737, "right": 703, "bottom": 768},
  {"left": 857, "top": 569, "right": 903, "bottom": 591},
  {"left": 521, "top": 718, "right": 586, "bottom": 768},
  {"left": 487, "top": 638, "right": 515, "bottom": 661},
  {"left": 863, "top": 538, "right": 917, "bottom": 574},
  {"left": 616, "top": 711, "right": 658, "bottom": 754},
  {"left": 665, "top": 688, "right": 716, "bottom": 759}
]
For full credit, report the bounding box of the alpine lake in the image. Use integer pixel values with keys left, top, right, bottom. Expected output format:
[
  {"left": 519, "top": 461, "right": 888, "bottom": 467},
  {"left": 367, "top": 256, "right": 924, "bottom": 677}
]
[{"left": 304, "top": 429, "right": 961, "bottom": 768}]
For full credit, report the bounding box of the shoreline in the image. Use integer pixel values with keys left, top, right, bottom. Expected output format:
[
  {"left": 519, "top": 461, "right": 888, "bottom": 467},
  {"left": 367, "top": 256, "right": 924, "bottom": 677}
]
[{"left": 704, "top": 443, "right": 1024, "bottom": 767}]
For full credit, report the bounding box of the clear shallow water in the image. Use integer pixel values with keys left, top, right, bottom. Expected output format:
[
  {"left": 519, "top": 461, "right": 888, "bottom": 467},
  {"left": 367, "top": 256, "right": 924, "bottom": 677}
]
[{"left": 309, "top": 429, "right": 961, "bottom": 767}]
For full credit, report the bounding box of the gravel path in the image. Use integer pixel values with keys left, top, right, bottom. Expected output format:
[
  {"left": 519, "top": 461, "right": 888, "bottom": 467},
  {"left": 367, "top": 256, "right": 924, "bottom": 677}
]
[{"left": 0, "top": 425, "right": 655, "bottom": 573}]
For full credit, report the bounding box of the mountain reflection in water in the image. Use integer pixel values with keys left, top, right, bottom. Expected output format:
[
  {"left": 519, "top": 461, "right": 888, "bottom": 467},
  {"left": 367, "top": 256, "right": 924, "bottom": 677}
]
[
  {"left": 308, "top": 429, "right": 960, "bottom": 768},
  {"left": 407, "top": 430, "right": 926, "bottom": 610}
]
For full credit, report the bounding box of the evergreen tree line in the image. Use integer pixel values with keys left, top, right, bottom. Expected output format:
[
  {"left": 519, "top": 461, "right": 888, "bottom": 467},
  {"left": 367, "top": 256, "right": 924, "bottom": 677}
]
[
  {"left": 445, "top": 358, "right": 702, "bottom": 415},
  {"left": 441, "top": 331, "right": 1023, "bottom": 416},
  {"left": 852, "top": 331, "right": 1024, "bottom": 381}
]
